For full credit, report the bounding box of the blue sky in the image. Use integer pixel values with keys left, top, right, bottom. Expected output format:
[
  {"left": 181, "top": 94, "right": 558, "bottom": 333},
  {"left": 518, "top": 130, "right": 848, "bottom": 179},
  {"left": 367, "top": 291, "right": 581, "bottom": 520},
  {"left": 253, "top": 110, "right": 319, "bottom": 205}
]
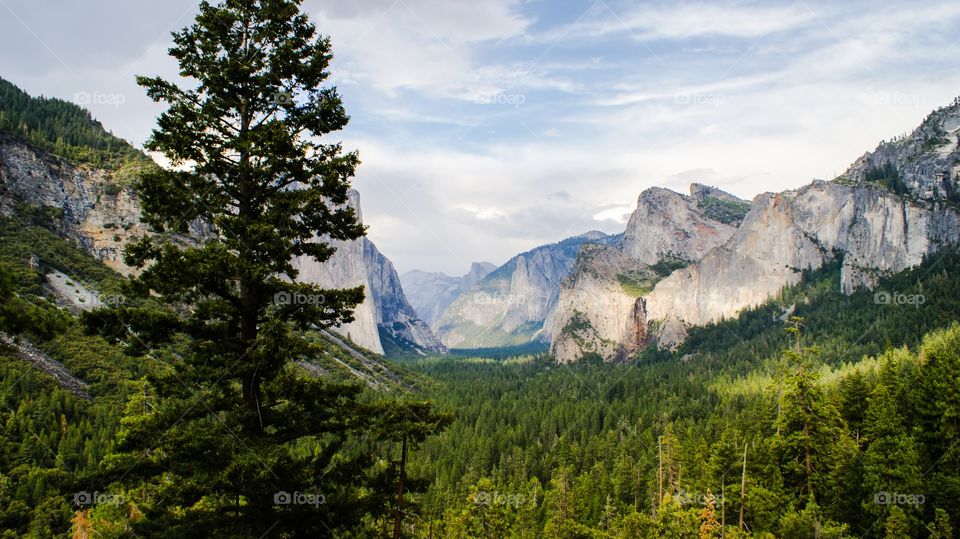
[{"left": 2, "top": 0, "right": 960, "bottom": 274}]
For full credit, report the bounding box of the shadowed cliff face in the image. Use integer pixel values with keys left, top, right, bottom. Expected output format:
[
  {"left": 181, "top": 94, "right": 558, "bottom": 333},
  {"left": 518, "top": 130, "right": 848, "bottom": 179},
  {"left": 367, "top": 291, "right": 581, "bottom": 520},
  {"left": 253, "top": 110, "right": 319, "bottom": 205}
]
[{"left": 292, "top": 190, "right": 447, "bottom": 356}]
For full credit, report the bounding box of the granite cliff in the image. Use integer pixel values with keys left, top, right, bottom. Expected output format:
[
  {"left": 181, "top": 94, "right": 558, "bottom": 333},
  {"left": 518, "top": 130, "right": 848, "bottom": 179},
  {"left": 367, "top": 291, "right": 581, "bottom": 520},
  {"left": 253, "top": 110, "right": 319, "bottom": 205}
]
[{"left": 551, "top": 98, "right": 960, "bottom": 362}]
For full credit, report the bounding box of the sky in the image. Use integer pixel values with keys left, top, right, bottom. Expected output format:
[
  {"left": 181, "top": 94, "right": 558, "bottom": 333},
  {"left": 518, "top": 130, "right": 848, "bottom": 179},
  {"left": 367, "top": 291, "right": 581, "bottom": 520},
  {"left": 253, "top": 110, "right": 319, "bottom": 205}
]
[{"left": 2, "top": 0, "right": 960, "bottom": 275}]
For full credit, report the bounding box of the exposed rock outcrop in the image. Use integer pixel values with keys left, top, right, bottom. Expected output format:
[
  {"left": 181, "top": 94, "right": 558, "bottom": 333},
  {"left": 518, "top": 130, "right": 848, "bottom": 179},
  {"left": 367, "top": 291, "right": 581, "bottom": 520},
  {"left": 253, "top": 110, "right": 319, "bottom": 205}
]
[
  {"left": 645, "top": 181, "right": 960, "bottom": 349},
  {"left": 548, "top": 185, "right": 745, "bottom": 362},
  {"left": 551, "top": 98, "right": 960, "bottom": 362},
  {"left": 842, "top": 98, "right": 960, "bottom": 200},
  {"left": 0, "top": 134, "right": 149, "bottom": 274},
  {"left": 621, "top": 186, "right": 740, "bottom": 265},
  {"left": 362, "top": 238, "right": 447, "bottom": 355},
  {"left": 293, "top": 190, "right": 447, "bottom": 355}
]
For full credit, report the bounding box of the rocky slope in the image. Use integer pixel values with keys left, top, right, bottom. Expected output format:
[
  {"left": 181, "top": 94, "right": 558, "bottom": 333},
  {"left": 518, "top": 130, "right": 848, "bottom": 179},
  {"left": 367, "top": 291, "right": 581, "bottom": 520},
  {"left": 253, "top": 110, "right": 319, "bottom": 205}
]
[
  {"left": 843, "top": 97, "right": 960, "bottom": 201},
  {"left": 547, "top": 185, "right": 746, "bottom": 362},
  {"left": 0, "top": 133, "right": 153, "bottom": 274},
  {"left": 0, "top": 133, "right": 442, "bottom": 356},
  {"left": 278, "top": 190, "right": 451, "bottom": 356},
  {"left": 553, "top": 98, "right": 960, "bottom": 362},
  {"left": 434, "top": 231, "right": 614, "bottom": 348},
  {"left": 400, "top": 262, "right": 496, "bottom": 326}
]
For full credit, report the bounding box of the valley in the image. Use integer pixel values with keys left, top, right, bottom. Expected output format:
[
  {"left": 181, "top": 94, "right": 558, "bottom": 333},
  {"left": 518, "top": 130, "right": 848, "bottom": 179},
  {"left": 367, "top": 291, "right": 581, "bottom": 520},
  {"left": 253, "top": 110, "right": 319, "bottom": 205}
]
[{"left": 1, "top": 1, "right": 960, "bottom": 536}]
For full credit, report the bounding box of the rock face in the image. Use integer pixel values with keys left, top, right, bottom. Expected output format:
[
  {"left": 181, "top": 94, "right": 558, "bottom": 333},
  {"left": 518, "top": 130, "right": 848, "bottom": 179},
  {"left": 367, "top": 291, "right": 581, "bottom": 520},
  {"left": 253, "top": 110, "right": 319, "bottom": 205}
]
[
  {"left": 646, "top": 181, "right": 960, "bottom": 348},
  {"left": 543, "top": 244, "right": 646, "bottom": 361},
  {"left": 292, "top": 190, "right": 447, "bottom": 356},
  {"left": 434, "top": 231, "right": 614, "bottom": 348},
  {"left": 0, "top": 134, "right": 442, "bottom": 356},
  {"left": 551, "top": 98, "right": 960, "bottom": 362},
  {"left": 547, "top": 186, "right": 745, "bottom": 362},
  {"left": 400, "top": 262, "right": 496, "bottom": 326},
  {"left": 0, "top": 134, "right": 150, "bottom": 275},
  {"left": 621, "top": 186, "right": 742, "bottom": 265},
  {"left": 361, "top": 238, "right": 448, "bottom": 355},
  {"left": 842, "top": 97, "right": 960, "bottom": 200}
]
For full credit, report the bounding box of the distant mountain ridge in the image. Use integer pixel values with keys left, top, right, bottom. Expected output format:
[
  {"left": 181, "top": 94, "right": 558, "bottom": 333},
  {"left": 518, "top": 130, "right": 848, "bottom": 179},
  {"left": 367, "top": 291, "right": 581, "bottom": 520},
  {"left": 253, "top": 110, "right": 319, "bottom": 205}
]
[
  {"left": 400, "top": 262, "right": 496, "bottom": 327},
  {"left": 432, "top": 231, "right": 617, "bottom": 348},
  {"left": 548, "top": 97, "right": 960, "bottom": 362}
]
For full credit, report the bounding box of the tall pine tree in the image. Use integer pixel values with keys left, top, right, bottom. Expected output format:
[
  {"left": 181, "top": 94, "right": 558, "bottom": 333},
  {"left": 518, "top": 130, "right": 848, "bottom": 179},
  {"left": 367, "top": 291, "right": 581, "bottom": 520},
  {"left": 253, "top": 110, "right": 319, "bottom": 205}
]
[{"left": 85, "top": 0, "right": 447, "bottom": 536}]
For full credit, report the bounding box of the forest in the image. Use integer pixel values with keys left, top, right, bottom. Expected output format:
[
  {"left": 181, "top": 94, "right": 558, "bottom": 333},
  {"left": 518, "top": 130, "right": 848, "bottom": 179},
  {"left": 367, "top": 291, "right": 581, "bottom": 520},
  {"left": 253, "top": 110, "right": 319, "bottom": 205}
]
[{"left": 397, "top": 250, "right": 960, "bottom": 538}]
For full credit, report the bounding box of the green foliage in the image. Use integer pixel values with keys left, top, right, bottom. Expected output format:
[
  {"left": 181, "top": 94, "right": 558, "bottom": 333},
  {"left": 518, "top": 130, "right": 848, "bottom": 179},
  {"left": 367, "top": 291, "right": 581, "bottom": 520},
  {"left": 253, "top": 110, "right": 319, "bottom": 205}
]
[
  {"left": 649, "top": 256, "right": 690, "bottom": 277},
  {"left": 66, "top": 1, "right": 452, "bottom": 537},
  {"left": 396, "top": 251, "right": 960, "bottom": 538},
  {"left": 864, "top": 161, "right": 909, "bottom": 195},
  {"left": 0, "top": 77, "right": 148, "bottom": 170},
  {"left": 697, "top": 196, "right": 751, "bottom": 224},
  {"left": 616, "top": 271, "right": 655, "bottom": 297}
]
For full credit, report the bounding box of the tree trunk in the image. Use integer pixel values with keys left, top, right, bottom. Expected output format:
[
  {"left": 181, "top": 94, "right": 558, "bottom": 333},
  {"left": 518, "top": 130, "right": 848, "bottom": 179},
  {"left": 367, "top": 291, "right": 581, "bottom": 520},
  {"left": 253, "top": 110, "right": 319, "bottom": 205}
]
[
  {"left": 657, "top": 437, "right": 663, "bottom": 508},
  {"left": 739, "top": 442, "right": 747, "bottom": 531},
  {"left": 392, "top": 437, "right": 408, "bottom": 539}
]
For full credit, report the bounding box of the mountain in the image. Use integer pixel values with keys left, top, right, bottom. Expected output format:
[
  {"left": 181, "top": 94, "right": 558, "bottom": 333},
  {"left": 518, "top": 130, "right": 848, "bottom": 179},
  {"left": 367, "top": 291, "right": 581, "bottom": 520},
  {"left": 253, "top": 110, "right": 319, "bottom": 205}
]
[
  {"left": 551, "top": 98, "right": 960, "bottom": 362},
  {"left": 546, "top": 185, "right": 747, "bottom": 361},
  {"left": 433, "top": 231, "right": 615, "bottom": 348},
  {"left": 0, "top": 86, "right": 442, "bottom": 357},
  {"left": 324, "top": 191, "right": 446, "bottom": 356},
  {"left": 400, "top": 261, "right": 496, "bottom": 326},
  {"left": 0, "top": 77, "right": 147, "bottom": 169}
]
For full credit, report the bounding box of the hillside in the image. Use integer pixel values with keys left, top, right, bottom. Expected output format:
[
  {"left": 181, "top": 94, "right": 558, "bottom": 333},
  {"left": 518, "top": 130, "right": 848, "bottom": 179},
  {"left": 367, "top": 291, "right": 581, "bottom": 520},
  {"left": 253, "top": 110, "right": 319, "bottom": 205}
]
[
  {"left": 0, "top": 77, "right": 149, "bottom": 172},
  {"left": 405, "top": 245, "right": 960, "bottom": 537}
]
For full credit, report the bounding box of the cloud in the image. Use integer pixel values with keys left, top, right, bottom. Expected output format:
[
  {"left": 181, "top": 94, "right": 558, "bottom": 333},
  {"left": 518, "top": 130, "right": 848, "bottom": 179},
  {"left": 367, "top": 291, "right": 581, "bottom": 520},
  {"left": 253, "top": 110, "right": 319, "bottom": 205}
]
[
  {"left": 534, "top": 1, "right": 818, "bottom": 44},
  {"left": 3, "top": 0, "right": 960, "bottom": 275},
  {"left": 309, "top": 0, "right": 532, "bottom": 98}
]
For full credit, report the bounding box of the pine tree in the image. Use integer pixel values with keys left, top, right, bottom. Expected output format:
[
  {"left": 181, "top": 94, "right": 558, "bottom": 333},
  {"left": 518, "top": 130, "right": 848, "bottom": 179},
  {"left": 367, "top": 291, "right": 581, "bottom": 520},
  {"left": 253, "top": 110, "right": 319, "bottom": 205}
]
[
  {"left": 698, "top": 492, "right": 720, "bottom": 539},
  {"left": 84, "top": 0, "right": 447, "bottom": 536},
  {"left": 772, "top": 317, "right": 840, "bottom": 504},
  {"left": 862, "top": 351, "right": 922, "bottom": 532},
  {"left": 926, "top": 508, "right": 954, "bottom": 539}
]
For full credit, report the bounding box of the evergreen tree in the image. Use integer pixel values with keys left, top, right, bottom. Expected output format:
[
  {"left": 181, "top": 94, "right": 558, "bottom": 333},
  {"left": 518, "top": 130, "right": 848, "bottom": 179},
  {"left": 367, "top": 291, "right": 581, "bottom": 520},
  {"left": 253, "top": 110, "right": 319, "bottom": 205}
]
[
  {"left": 861, "top": 353, "right": 923, "bottom": 532},
  {"left": 926, "top": 508, "right": 954, "bottom": 539},
  {"left": 771, "top": 317, "right": 841, "bottom": 504},
  {"left": 85, "top": 0, "right": 447, "bottom": 536}
]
